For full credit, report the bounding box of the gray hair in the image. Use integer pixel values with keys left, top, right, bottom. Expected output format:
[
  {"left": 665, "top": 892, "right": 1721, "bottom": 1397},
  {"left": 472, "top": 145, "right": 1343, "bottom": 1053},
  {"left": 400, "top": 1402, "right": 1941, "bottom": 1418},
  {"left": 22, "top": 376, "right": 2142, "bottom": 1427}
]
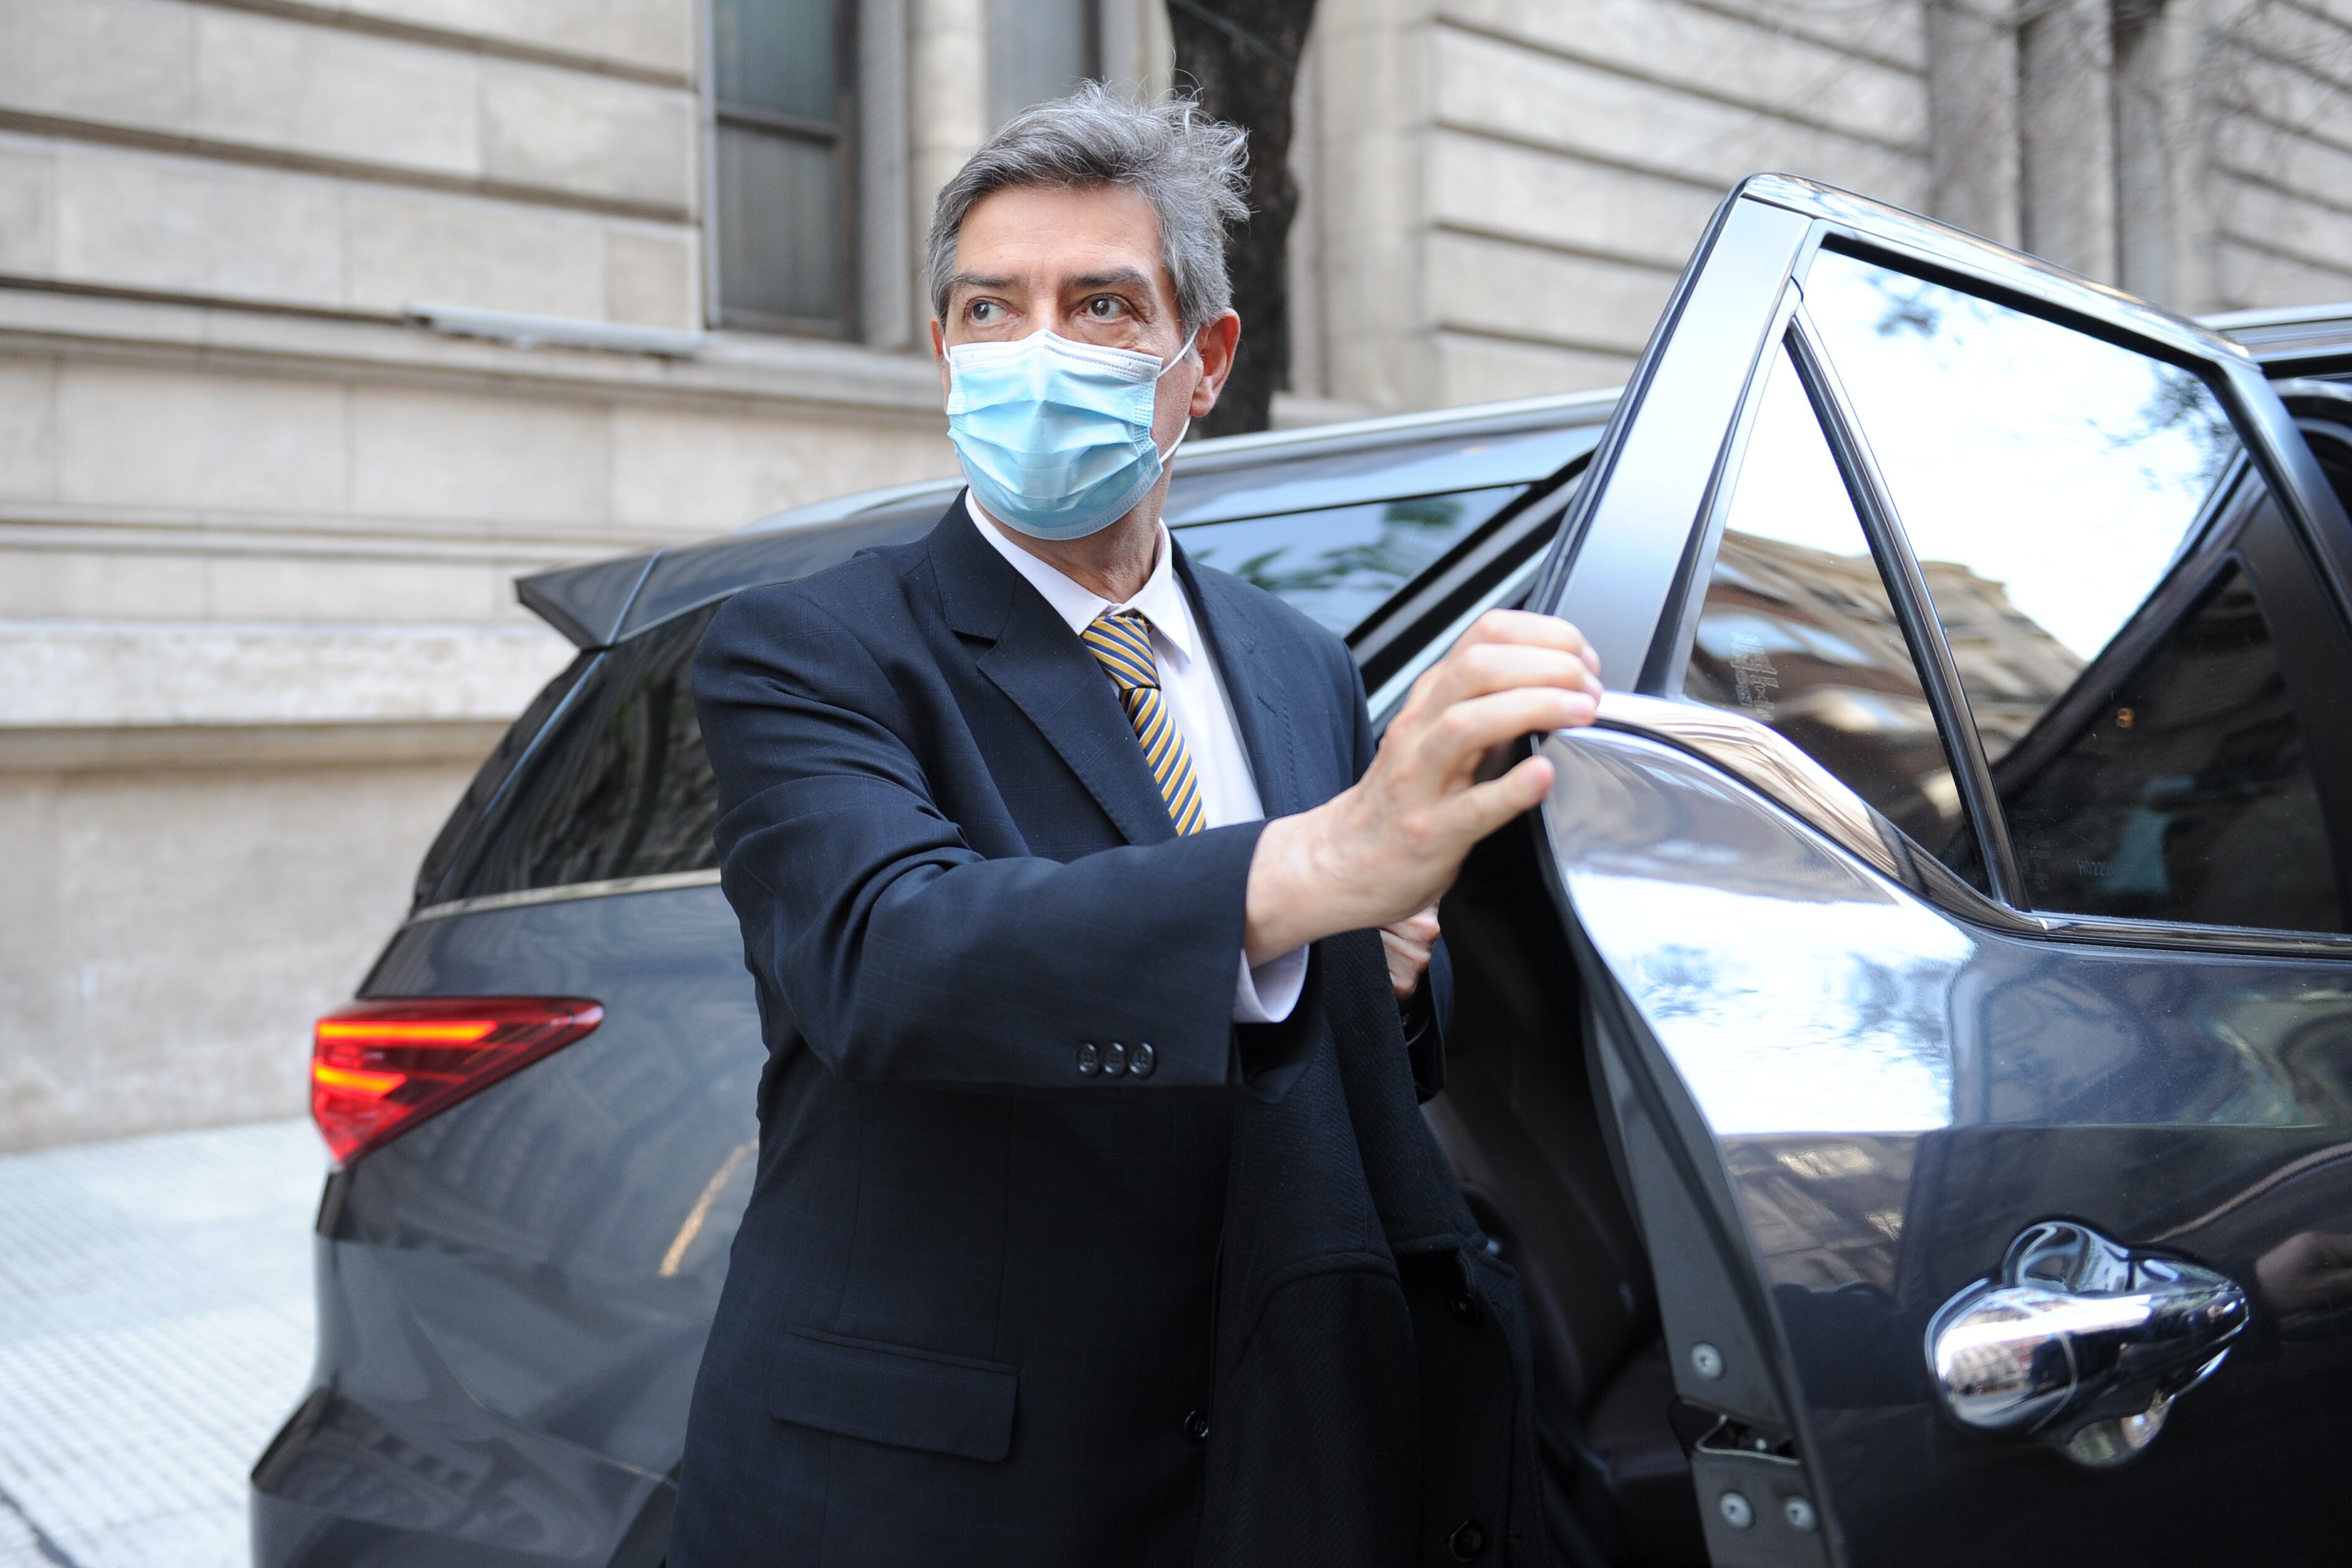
[{"left": 926, "top": 84, "right": 1249, "bottom": 335}]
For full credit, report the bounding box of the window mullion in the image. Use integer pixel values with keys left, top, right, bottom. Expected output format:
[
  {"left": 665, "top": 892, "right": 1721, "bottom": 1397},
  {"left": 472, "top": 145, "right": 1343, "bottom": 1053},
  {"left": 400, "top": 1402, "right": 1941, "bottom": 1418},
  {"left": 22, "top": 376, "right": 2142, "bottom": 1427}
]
[{"left": 1786, "top": 303, "right": 2029, "bottom": 908}]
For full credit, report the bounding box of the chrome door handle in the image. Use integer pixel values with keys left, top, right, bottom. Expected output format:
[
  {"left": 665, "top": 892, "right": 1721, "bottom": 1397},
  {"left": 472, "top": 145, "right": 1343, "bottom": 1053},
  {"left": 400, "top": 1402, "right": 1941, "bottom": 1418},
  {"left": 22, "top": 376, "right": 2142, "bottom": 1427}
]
[{"left": 1927, "top": 1220, "right": 2249, "bottom": 1466}]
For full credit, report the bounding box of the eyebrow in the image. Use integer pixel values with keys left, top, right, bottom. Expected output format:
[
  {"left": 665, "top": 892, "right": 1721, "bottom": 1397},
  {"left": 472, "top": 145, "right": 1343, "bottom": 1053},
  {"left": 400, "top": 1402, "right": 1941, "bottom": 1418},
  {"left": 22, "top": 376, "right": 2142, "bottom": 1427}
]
[{"left": 1068, "top": 268, "right": 1154, "bottom": 292}]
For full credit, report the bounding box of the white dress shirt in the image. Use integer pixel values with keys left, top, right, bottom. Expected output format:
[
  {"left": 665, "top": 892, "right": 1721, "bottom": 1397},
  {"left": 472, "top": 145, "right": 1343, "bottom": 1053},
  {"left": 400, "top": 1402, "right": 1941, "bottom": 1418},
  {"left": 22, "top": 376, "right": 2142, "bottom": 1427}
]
[{"left": 969, "top": 498, "right": 1308, "bottom": 1024}]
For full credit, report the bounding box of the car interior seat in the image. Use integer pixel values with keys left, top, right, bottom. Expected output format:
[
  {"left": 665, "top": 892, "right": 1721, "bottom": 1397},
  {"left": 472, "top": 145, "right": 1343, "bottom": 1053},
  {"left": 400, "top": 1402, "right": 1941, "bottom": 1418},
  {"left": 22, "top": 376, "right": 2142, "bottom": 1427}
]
[{"left": 1427, "top": 821, "right": 1708, "bottom": 1568}]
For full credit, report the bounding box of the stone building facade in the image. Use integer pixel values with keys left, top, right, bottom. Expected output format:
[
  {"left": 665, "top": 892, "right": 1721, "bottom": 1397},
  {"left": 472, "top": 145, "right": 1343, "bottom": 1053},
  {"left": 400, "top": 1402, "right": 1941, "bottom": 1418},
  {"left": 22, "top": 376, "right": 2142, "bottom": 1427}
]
[{"left": 3, "top": 0, "right": 2349, "bottom": 1149}]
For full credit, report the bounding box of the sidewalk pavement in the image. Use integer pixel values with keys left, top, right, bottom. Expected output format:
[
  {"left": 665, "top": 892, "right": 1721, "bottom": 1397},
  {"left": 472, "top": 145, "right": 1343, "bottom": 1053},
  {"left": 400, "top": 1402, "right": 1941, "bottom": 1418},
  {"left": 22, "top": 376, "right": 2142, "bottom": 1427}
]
[{"left": 0, "top": 1120, "right": 321, "bottom": 1568}]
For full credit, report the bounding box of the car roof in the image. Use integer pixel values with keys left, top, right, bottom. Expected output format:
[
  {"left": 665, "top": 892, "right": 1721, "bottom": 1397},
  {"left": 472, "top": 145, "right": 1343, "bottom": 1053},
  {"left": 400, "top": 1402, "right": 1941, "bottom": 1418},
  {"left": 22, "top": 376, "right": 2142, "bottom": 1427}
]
[
  {"left": 2201, "top": 302, "right": 2352, "bottom": 373},
  {"left": 517, "top": 389, "right": 1619, "bottom": 647}
]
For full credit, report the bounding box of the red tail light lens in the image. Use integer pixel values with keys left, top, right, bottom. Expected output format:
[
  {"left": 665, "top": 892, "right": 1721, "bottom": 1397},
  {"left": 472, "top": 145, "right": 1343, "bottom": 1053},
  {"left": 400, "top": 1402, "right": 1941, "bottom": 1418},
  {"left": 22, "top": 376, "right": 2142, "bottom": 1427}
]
[{"left": 311, "top": 996, "right": 603, "bottom": 1166}]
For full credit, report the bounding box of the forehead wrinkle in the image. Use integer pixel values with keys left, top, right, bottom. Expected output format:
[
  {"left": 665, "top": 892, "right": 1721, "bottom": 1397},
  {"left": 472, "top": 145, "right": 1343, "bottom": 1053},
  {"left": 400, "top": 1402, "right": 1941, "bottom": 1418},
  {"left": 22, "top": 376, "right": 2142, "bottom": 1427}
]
[{"left": 946, "top": 270, "right": 1017, "bottom": 295}]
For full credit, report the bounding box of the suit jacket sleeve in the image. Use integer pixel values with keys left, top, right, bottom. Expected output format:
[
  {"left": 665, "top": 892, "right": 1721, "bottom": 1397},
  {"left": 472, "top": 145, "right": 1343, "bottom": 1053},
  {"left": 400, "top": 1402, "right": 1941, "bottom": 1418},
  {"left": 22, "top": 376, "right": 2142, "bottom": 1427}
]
[{"left": 693, "top": 584, "right": 1316, "bottom": 1100}]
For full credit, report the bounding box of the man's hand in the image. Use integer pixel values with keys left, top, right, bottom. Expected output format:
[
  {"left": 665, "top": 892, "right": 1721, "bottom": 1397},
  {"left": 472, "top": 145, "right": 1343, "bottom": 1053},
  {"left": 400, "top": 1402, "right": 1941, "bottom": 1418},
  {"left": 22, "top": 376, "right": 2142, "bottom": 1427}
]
[
  {"left": 1245, "top": 610, "right": 1601, "bottom": 965},
  {"left": 1381, "top": 906, "right": 1440, "bottom": 1002}
]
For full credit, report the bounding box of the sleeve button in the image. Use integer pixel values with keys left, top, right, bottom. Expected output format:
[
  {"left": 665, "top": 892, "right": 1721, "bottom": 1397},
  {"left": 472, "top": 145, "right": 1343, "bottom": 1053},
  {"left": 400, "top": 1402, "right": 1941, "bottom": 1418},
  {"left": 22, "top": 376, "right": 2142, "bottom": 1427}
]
[
  {"left": 1103, "top": 1042, "right": 1127, "bottom": 1076},
  {"left": 1130, "top": 1042, "right": 1155, "bottom": 1078},
  {"left": 1077, "top": 1043, "right": 1100, "bottom": 1075}
]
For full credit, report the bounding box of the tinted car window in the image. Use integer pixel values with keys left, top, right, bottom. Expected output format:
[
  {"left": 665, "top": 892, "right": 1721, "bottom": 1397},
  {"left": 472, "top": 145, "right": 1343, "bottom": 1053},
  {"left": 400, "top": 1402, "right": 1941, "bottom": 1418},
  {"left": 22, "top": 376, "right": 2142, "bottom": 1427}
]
[
  {"left": 1161, "top": 423, "right": 1599, "bottom": 526},
  {"left": 1803, "top": 252, "right": 2343, "bottom": 929},
  {"left": 1997, "top": 562, "right": 2341, "bottom": 929},
  {"left": 1684, "top": 343, "right": 1981, "bottom": 881},
  {"left": 1177, "top": 487, "right": 1521, "bottom": 635},
  {"left": 1803, "top": 249, "right": 2239, "bottom": 763},
  {"left": 447, "top": 606, "right": 721, "bottom": 901}
]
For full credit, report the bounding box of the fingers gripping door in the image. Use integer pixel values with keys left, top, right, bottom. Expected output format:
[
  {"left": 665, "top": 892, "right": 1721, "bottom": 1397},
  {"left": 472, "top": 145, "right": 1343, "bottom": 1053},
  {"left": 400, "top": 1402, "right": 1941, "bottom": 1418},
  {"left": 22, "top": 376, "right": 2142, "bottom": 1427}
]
[{"left": 1533, "top": 178, "right": 2352, "bottom": 1567}]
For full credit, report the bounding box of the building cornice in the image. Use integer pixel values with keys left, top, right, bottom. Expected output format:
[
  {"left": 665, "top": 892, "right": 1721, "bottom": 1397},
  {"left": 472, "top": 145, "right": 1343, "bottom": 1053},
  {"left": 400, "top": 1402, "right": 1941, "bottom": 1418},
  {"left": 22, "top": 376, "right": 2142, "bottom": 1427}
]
[{"left": 0, "top": 283, "right": 950, "bottom": 419}]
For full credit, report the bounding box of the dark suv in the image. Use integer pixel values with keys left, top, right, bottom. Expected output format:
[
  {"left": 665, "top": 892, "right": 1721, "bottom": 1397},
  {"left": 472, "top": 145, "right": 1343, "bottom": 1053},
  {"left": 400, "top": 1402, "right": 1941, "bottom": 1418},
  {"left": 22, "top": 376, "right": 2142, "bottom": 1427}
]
[{"left": 255, "top": 178, "right": 2352, "bottom": 1567}]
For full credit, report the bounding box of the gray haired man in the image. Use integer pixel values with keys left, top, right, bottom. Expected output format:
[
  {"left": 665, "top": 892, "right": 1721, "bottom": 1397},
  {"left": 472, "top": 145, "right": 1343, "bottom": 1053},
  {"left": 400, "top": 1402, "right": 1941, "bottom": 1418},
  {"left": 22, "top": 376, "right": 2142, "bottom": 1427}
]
[{"left": 672, "top": 86, "right": 1594, "bottom": 1567}]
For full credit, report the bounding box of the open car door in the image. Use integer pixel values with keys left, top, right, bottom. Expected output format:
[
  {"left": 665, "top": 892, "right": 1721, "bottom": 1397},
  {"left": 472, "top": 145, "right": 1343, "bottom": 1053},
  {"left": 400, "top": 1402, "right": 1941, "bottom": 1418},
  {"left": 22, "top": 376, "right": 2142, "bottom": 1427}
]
[{"left": 1528, "top": 176, "right": 2352, "bottom": 1565}]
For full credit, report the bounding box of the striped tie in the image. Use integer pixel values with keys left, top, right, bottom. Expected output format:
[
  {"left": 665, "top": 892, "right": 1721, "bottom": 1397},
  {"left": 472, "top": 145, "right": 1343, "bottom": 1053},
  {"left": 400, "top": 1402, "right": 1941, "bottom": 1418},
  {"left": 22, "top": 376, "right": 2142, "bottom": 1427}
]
[{"left": 1081, "top": 611, "right": 1207, "bottom": 835}]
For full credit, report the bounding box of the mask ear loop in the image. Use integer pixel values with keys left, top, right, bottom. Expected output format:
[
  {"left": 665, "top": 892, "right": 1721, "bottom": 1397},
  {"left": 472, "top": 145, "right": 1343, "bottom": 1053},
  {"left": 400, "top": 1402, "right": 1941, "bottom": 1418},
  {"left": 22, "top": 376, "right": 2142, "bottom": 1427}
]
[{"left": 1153, "top": 328, "right": 1204, "bottom": 462}]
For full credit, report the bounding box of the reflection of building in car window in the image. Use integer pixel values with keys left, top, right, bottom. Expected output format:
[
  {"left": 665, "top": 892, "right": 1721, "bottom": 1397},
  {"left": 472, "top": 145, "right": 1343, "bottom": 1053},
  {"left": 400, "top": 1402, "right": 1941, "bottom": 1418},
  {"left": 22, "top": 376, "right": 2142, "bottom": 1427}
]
[
  {"left": 1687, "top": 531, "right": 1959, "bottom": 857},
  {"left": 1687, "top": 531, "right": 2075, "bottom": 880},
  {"left": 1915, "top": 559, "right": 2084, "bottom": 760}
]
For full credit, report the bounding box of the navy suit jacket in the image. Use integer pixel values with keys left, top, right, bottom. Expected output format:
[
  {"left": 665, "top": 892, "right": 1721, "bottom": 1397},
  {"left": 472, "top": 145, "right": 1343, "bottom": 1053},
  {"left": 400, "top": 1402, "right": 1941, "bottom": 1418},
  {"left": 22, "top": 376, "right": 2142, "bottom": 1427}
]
[{"left": 674, "top": 503, "right": 1529, "bottom": 1568}]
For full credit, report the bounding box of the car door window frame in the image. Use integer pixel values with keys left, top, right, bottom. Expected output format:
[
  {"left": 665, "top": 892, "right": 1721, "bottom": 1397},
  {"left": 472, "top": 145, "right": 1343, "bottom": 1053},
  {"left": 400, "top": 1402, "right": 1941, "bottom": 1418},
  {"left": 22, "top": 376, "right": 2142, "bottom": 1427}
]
[{"left": 1591, "top": 193, "right": 2352, "bottom": 957}]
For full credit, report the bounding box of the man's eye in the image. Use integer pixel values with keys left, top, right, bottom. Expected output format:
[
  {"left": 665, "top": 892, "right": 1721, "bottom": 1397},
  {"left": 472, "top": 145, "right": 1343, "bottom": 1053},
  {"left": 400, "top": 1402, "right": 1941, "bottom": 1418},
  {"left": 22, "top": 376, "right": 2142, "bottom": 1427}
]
[
  {"left": 1088, "top": 297, "right": 1122, "bottom": 318},
  {"left": 971, "top": 301, "right": 999, "bottom": 323}
]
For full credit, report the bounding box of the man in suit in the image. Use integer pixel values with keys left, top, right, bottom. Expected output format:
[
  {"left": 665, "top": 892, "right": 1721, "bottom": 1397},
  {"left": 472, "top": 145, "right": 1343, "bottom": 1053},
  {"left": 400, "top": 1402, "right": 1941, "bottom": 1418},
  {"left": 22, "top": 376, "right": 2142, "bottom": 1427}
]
[{"left": 675, "top": 85, "right": 1601, "bottom": 1567}]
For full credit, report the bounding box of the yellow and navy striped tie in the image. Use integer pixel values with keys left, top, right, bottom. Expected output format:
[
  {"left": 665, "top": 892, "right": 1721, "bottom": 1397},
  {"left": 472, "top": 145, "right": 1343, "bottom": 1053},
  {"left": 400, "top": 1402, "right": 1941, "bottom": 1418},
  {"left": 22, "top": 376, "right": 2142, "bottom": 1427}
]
[{"left": 1082, "top": 611, "right": 1207, "bottom": 835}]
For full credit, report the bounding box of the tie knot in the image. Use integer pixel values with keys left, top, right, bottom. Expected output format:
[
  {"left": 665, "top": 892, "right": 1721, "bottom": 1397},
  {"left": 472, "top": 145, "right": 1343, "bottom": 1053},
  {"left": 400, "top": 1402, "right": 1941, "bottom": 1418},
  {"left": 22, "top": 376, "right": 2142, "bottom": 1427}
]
[{"left": 1082, "top": 611, "right": 1161, "bottom": 693}]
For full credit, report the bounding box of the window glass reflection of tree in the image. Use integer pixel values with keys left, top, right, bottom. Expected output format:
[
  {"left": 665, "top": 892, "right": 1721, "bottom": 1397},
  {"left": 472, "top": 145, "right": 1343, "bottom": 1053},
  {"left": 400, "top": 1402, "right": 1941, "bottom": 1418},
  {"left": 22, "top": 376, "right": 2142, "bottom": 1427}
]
[
  {"left": 1684, "top": 345, "right": 1981, "bottom": 883},
  {"left": 1801, "top": 249, "right": 2238, "bottom": 761},
  {"left": 1177, "top": 487, "right": 1519, "bottom": 634},
  {"left": 1803, "top": 252, "right": 2341, "bottom": 930}
]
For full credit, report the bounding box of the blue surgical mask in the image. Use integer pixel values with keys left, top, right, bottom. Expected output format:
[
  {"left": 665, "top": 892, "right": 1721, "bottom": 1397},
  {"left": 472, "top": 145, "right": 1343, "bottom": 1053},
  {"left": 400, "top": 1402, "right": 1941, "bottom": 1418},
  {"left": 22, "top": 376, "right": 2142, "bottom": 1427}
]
[{"left": 945, "top": 330, "right": 1196, "bottom": 541}]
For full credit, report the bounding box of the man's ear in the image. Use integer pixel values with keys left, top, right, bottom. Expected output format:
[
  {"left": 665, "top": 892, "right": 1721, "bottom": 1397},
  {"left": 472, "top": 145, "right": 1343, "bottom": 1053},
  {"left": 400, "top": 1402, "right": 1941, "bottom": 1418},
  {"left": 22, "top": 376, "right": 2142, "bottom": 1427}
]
[
  {"left": 931, "top": 318, "right": 951, "bottom": 408},
  {"left": 1190, "top": 310, "right": 1242, "bottom": 419}
]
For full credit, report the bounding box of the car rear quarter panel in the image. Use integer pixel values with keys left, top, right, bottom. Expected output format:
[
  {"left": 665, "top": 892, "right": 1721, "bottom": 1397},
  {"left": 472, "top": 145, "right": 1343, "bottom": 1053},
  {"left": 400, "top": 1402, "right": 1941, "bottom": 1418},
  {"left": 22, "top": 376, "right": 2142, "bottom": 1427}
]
[
  {"left": 353, "top": 883, "right": 759, "bottom": 1470},
  {"left": 256, "top": 883, "right": 758, "bottom": 1566}
]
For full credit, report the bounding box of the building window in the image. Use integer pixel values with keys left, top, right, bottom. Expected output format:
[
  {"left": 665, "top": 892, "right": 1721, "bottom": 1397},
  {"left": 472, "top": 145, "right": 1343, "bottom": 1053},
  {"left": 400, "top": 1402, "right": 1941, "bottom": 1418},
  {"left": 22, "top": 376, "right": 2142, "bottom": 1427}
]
[
  {"left": 989, "top": 0, "right": 1097, "bottom": 128},
  {"left": 710, "top": 0, "right": 857, "bottom": 335}
]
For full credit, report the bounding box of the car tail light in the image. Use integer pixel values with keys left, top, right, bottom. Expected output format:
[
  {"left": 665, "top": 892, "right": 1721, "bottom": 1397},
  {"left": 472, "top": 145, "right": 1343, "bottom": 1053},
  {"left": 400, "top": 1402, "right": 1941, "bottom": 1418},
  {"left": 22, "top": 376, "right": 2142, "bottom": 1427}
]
[{"left": 311, "top": 996, "right": 603, "bottom": 1166}]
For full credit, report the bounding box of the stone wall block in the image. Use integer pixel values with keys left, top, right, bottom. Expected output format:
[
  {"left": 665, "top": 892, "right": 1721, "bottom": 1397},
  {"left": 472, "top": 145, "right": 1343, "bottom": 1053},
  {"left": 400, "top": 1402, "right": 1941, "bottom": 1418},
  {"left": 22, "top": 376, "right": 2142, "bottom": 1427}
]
[
  {"left": 193, "top": 9, "right": 481, "bottom": 180},
  {"left": 1426, "top": 231, "right": 1677, "bottom": 358},
  {"left": 606, "top": 227, "right": 701, "bottom": 328},
  {"left": 341, "top": 186, "right": 609, "bottom": 319},
  {"left": 2217, "top": 0, "right": 2352, "bottom": 96},
  {"left": 206, "top": 554, "right": 518, "bottom": 622},
  {"left": 0, "top": 775, "right": 62, "bottom": 1127},
  {"left": 0, "top": 358, "right": 59, "bottom": 502},
  {"left": 1442, "top": 0, "right": 1927, "bottom": 150},
  {"left": 1433, "top": 28, "right": 1924, "bottom": 202},
  {"left": 2225, "top": 51, "right": 2352, "bottom": 153},
  {"left": 0, "top": 762, "right": 481, "bottom": 1147},
  {"left": 2215, "top": 238, "right": 2346, "bottom": 311},
  {"left": 341, "top": 0, "right": 689, "bottom": 77},
  {"left": 0, "top": 0, "right": 196, "bottom": 140},
  {"left": 0, "top": 550, "right": 201, "bottom": 622},
  {"left": 0, "top": 620, "right": 574, "bottom": 728},
  {"left": 2213, "top": 181, "right": 2352, "bottom": 294},
  {"left": 611, "top": 404, "right": 953, "bottom": 534},
  {"left": 2215, "top": 116, "right": 2352, "bottom": 231},
  {"left": 478, "top": 64, "right": 697, "bottom": 211},
  {"left": 54, "top": 145, "right": 346, "bottom": 306},
  {"left": 600, "top": 0, "right": 699, "bottom": 78},
  {"left": 54, "top": 364, "right": 348, "bottom": 514},
  {"left": 1433, "top": 331, "right": 1634, "bottom": 404},
  {"left": 0, "top": 141, "right": 56, "bottom": 278},
  {"left": 350, "top": 385, "right": 610, "bottom": 526},
  {"left": 1429, "top": 130, "right": 1721, "bottom": 270}
]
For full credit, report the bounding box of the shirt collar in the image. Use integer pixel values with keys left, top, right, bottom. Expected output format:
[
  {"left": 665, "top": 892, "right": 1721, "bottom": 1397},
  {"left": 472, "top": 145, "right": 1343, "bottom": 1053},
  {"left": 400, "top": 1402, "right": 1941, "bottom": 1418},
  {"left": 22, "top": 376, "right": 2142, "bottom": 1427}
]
[{"left": 967, "top": 495, "right": 1198, "bottom": 668}]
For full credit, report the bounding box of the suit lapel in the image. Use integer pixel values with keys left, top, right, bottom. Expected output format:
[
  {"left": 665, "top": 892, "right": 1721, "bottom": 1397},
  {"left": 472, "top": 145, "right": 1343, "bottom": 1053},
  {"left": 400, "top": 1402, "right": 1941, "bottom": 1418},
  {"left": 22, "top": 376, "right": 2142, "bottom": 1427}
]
[
  {"left": 929, "top": 499, "right": 1176, "bottom": 847},
  {"left": 1174, "top": 540, "right": 1305, "bottom": 819}
]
